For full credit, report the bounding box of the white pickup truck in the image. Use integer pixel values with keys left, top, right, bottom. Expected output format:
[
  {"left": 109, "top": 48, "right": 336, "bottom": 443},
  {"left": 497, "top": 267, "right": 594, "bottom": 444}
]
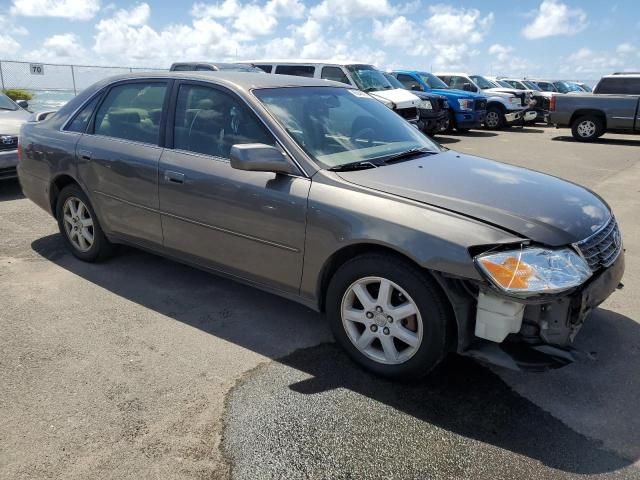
[{"left": 436, "top": 73, "right": 537, "bottom": 129}]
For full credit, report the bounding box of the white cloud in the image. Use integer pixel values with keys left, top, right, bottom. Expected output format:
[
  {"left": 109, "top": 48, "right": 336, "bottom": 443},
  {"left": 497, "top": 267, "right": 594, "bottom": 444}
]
[
  {"left": 10, "top": 0, "right": 100, "bottom": 21},
  {"left": 310, "top": 0, "right": 395, "bottom": 19},
  {"left": 373, "top": 16, "right": 417, "bottom": 48},
  {"left": 561, "top": 47, "right": 638, "bottom": 77},
  {"left": 616, "top": 43, "right": 635, "bottom": 54},
  {"left": 422, "top": 5, "right": 494, "bottom": 69},
  {"left": 488, "top": 43, "right": 535, "bottom": 76},
  {"left": 424, "top": 5, "right": 494, "bottom": 44},
  {"left": 0, "top": 34, "right": 21, "bottom": 55},
  {"left": 191, "top": 0, "right": 241, "bottom": 18},
  {"left": 522, "top": 0, "right": 587, "bottom": 40},
  {"left": 488, "top": 44, "right": 513, "bottom": 62},
  {"left": 28, "top": 33, "right": 86, "bottom": 61}
]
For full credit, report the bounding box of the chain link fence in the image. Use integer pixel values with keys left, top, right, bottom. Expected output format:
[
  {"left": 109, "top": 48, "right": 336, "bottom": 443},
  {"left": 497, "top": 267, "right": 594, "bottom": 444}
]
[{"left": 0, "top": 59, "right": 164, "bottom": 109}]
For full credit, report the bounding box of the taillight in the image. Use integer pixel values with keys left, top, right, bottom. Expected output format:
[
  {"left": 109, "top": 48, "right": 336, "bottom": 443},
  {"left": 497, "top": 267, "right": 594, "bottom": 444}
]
[
  {"left": 17, "top": 140, "right": 22, "bottom": 163},
  {"left": 549, "top": 95, "right": 556, "bottom": 112}
]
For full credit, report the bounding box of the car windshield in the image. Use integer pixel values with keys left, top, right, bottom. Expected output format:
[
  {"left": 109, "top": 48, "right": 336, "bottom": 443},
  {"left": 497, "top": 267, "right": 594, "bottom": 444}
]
[
  {"left": 0, "top": 93, "right": 18, "bottom": 111},
  {"left": 254, "top": 86, "right": 442, "bottom": 169},
  {"left": 383, "top": 73, "right": 406, "bottom": 90},
  {"left": 554, "top": 81, "right": 582, "bottom": 93},
  {"left": 577, "top": 83, "right": 592, "bottom": 92},
  {"left": 418, "top": 72, "right": 449, "bottom": 89},
  {"left": 470, "top": 75, "right": 496, "bottom": 89},
  {"left": 523, "top": 81, "right": 542, "bottom": 91},
  {"left": 497, "top": 80, "right": 513, "bottom": 88},
  {"left": 346, "top": 65, "right": 394, "bottom": 92}
]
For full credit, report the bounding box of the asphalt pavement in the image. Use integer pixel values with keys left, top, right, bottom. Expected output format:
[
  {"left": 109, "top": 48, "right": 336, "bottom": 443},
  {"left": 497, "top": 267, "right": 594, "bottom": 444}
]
[{"left": 1, "top": 126, "right": 639, "bottom": 479}]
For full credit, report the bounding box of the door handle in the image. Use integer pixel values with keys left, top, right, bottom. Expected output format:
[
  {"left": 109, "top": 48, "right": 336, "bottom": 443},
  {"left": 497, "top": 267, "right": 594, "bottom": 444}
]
[
  {"left": 78, "top": 149, "right": 92, "bottom": 161},
  {"left": 164, "top": 170, "right": 185, "bottom": 184}
]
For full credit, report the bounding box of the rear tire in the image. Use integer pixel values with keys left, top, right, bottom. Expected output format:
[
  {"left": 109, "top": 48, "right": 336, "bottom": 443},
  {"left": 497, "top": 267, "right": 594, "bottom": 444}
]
[
  {"left": 55, "top": 184, "right": 115, "bottom": 262},
  {"left": 485, "top": 106, "right": 505, "bottom": 130},
  {"left": 326, "top": 254, "right": 451, "bottom": 380},
  {"left": 571, "top": 115, "right": 604, "bottom": 142},
  {"left": 443, "top": 110, "right": 455, "bottom": 133}
]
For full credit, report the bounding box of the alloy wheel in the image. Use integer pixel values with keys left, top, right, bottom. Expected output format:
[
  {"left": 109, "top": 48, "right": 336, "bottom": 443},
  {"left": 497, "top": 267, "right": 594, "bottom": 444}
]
[
  {"left": 341, "top": 276, "right": 423, "bottom": 365},
  {"left": 62, "top": 197, "right": 94, "bottom": 252},
  {"left": 485, "top": 111, "right": 500, "bottom": 128},
  {"left": 577, "top": 120, "right": 596, "bottom": 138}
]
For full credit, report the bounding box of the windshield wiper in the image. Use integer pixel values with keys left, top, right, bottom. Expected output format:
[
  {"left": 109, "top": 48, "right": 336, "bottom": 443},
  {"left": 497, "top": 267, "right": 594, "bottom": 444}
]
[
  {"left": 328, "top": 160, "right": 384, "bottom": 172},
  {"left": 381, "top": 147, "right": 437, "bottom": 164}
]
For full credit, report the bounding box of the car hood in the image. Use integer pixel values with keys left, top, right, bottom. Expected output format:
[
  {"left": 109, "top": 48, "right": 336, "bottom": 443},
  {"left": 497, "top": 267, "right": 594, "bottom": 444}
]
[
  {"left": 0, "top": 109, "right": 30, "bottom": 135},
  {"left": 369, "top": 88, "right": 421, "bottom": 108},
  {"left": 481, "top": 88, "right": 515, "bottom": 99},
  {"left": 411, "top": 91, "right": 446, "bottom": 101},
  {"left": 335, "top": 151, "right": 610, "bottom": 246},
  {"left": 430, "top": 88, "right": 485, "bottom": 100}
]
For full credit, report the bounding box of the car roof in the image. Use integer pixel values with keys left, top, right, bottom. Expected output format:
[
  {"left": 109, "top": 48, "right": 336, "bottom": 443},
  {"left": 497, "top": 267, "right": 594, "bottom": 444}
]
[
  {"left": 237, "top": 59, "right": 369, "bottom": 66},
  {"left": 434, "top": 72, "right": 471, "bottom": 76},
  {"left": 89, "top": 71, "right": 354, "bottom": 90},
  {"left": 171, "top": 62, "right": 247, "bottom": 68},
  {"left": 603, "top": 73, "right": 640, "bottom": 78}
]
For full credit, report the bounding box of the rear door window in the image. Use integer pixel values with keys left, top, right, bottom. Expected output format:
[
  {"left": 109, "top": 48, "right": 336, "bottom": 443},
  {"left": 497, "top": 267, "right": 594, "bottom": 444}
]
[
  {"left": 94, "top": 82, "right": 167, "bottom": 145},
  {"left": 321, "top": 66, "right": 350, "bottom": 84},
  {"left": 275, "top": 65, "right": 315, "bottom": 77}
]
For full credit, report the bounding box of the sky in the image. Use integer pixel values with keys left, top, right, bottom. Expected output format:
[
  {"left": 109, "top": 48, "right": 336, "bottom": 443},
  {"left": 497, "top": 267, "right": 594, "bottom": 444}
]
[{"left": 0, "top": 0, "right": 638, "bottom": 82}]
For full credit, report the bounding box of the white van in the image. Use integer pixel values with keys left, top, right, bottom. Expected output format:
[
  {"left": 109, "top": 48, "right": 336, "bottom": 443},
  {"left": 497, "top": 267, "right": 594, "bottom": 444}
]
[{"left": 239, "top": 60, "right": 423, "bottom": 122}]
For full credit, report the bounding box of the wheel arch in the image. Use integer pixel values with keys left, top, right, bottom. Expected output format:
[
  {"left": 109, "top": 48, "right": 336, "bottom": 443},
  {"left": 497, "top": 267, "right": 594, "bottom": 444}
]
[
  {"left": 486, "top": 101, "right": 506, "bottom": 112},
  {"left": 316, "top": 242, "right": 464, "bottom": 350},
  {"left": 49, "top": 174, "right": 84, "bottom": 218},
  {"left": 570, "top": 109, "right": 607, "bottom": 129}
]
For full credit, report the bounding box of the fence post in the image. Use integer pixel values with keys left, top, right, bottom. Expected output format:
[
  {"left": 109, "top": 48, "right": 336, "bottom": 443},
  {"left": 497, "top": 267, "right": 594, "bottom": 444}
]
[
  {"left": 70, "top": 65, "right": 77, "bottom": 95},
  {"left": 0, "top": 61, "right": 5, "bottom": 90}
]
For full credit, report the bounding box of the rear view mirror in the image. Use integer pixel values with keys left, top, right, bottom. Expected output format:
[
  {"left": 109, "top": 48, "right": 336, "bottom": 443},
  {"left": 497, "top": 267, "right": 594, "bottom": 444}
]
[
  {"left": 463, "top": 83, "right": 476, "bottom": 92},
  {"left": 16, "top": 99, "right": 29, "bottom": 109},
  {"left": 411, "top": 85, "right": 424, "bottom": 92},
  {"left": 230, "top": 144, "right": 298, "bottom": 175}
]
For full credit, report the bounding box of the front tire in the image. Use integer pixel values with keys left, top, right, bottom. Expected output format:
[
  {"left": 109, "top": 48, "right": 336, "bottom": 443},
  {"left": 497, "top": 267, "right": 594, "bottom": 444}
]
[
  {"left": 571, "top": 115, "right": 604, "bottom": 142},
  {"left": 326, "top": 254, "right": 451, "bottom": 380},
  {"left": 55, "top": 184, "right": 114, "bottom": 262},
  {"left": 485, "top": 106, "right": 505, "bottom": 130}
]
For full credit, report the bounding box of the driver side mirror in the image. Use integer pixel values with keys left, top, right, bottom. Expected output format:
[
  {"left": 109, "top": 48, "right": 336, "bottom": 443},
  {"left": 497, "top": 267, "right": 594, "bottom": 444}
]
[
  {"left": 463, "top": 83, "right": 477, "bottom": 92},
  {"left": 16, "top": 99, "right": 29, "bottom": 109},
  {"left": 410, "top": 84, "right": 424, "bottom": 92},
  {"left": 230, "top": 144, "right": 299, "bottom": 175}
]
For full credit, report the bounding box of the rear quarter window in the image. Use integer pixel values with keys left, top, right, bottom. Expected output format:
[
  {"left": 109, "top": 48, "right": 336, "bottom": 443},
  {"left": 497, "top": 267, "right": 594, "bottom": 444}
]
[
  {"left": 595, "top": 77, "right": 640, "bottom": 95},
  {"left": 275, "top": 65, "right": 315, "bottom": 77}
]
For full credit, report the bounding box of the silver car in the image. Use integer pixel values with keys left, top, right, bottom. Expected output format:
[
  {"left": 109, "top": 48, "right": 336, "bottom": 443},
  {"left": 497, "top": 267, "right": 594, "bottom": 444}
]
[
  {"left": 18, "top": 72, "right": 624, "bottom": 379},
  {"left": 0, "top": 92, "right": 30, "bottom": 180}
]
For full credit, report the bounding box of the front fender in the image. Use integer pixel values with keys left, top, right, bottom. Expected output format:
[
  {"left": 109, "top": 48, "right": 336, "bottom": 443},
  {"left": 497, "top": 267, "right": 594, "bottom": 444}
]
[{"left": 299, "top": 172, "right": 524, "bottom": 307}]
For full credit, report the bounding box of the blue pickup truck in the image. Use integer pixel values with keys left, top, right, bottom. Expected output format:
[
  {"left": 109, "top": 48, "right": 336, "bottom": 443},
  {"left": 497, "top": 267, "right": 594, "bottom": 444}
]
[{"left": 391, "top": 70, "right": 487, "bottom": 133}]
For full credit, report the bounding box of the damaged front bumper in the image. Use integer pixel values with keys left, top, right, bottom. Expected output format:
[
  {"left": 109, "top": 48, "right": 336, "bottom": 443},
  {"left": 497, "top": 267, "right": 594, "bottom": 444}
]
[
  {"left": 504, "top": 109, "right": 538, "bottom": 124},
  {"left": 417, "top": 109, "right": 449, "bottom": 135},
  {"left": 461, "top": 249, "right": 625, "bottom": 371}
]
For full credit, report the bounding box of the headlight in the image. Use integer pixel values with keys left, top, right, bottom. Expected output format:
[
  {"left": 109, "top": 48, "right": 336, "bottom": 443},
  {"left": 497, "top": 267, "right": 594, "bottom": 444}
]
[
  {"left": 475, "top": 247, "right": 591, "bottom": 295},
  {"left": 457, "top": 99, "right": 473, "bottom": 110},
  {"left": 420, "top": 100, "right": 432, "bottom": 110},
  {"left": 508, "top": 96, "right": 521, "bottom": 105}
]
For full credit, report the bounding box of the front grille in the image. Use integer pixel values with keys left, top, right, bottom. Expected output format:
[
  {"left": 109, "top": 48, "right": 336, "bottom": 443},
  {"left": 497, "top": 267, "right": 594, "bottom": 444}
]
[
  {"left": 474, "top": 99, "right": 487, "bottom": 110},
  {"left": 576, "top": 216, "right": 622, "bottom": 271},
  {"left": 0, "top": 166, "right": 17, "bottom": 180},
  {"left": 396, "top": 107, "right": 418, "bottom": 121},
  {"left": 533, "top": 94, "right": 550, "bottom": 111},
  {"left": 0, "top": 135, "right": 18, "bottom": 151}
]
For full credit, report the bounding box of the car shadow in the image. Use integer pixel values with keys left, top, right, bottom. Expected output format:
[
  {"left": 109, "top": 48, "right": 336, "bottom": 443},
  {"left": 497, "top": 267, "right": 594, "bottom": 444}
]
[
  {"left": 31, "top": 233, "right": 639, "bottom": 475},
  {"left": 433, "top": 136, "right": 460, "bottom": 145},
  {"left": 504, "top": 127, "right": 546, "bottom": 133},
  {"left": 0, "top": 179, "right": 24, "bottom": 201},
  {"left": 552, "top": 136, "right": 640, "bottom": 147}
]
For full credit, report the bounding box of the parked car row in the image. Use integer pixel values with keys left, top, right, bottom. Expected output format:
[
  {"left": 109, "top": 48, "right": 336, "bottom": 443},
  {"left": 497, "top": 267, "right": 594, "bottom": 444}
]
[{"left": 17, "top": 70, "right": 625, "bottom": 379}]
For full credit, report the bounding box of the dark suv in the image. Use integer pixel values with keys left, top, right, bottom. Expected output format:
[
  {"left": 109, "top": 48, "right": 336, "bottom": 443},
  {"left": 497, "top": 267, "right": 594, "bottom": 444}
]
[{"left": 593, "top": 73, "right": 640, "bottom": 95}]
